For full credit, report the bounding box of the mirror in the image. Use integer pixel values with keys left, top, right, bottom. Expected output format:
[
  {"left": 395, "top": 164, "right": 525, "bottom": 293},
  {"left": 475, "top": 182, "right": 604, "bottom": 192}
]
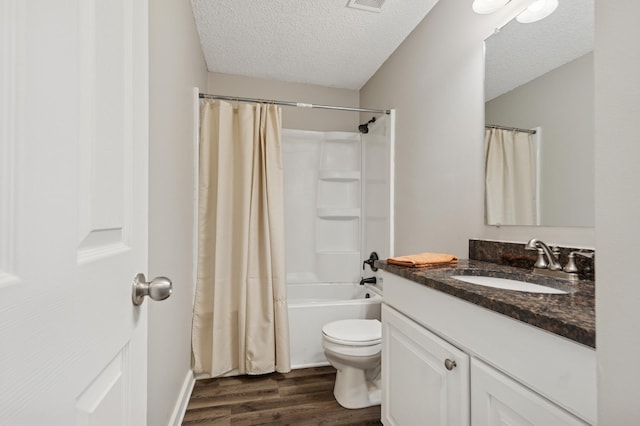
[{"left": 484, "top": 0, "right": 594, "bottom": 227}]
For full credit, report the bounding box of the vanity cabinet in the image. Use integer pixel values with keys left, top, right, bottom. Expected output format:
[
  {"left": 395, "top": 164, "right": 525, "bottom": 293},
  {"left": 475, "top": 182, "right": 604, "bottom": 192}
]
[
  {"left": 382, "top": 304, "right": 469, "bottom": 426},
  {"left": 380, "top": 271, "right": 596, "bottom": 425},
  {"left": 471, "top": 358, "right": 588, "bottom": 425}
]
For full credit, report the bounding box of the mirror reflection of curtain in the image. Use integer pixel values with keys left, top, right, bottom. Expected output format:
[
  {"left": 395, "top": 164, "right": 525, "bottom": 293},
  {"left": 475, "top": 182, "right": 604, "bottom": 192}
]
[
  {"left": 485, "top": 128, "right": 538, "bottom": 226},
  {"left": 192, "top": 100, "right": 291, "bottom": 378}
]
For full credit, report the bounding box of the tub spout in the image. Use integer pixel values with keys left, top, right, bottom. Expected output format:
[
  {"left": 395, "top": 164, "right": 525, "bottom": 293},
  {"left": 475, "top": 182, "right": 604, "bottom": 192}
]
[{"left": 360, "top": 277, "right": 377, "bottom": 285}]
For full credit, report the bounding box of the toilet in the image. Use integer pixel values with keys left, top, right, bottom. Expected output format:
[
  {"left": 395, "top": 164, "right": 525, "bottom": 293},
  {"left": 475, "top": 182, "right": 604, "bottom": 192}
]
[{"left": 321, "top": 318, "right": 382, "bottom": 409}]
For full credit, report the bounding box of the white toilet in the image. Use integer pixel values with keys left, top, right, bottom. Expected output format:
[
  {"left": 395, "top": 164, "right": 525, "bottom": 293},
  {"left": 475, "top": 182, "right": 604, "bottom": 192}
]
[{"left": 321, "top": 318, "right": 382, "bottom": 409}]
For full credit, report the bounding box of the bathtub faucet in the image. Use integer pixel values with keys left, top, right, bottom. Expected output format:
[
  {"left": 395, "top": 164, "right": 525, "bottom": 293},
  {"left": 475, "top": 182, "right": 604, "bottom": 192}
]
[
  {"left": 362, "top": 251, "right": 379, "bottom": 272},
  {"left": 359, "top": 277, "right": 377, "bottom": 285}
]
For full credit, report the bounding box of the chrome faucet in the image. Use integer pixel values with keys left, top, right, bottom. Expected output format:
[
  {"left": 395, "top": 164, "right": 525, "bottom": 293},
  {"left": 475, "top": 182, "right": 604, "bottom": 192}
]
[
  {"left": 524, "top": 238, "right": 563, "bottom": 271},
  {"left": 524, "top": 238, "right": 593, "bottom": 282},
  {"left": 525, "top": 238, "right": 580, "bottom": 281}
]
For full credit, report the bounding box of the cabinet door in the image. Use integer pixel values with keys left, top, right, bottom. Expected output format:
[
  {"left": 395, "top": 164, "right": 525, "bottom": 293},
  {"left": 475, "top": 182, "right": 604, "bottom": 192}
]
[
  {"left": 382, "top": 304, "right": 470, "bottom": 426},
  {"left": 471, "top": 358, "right": 589, "bottom": 425}
]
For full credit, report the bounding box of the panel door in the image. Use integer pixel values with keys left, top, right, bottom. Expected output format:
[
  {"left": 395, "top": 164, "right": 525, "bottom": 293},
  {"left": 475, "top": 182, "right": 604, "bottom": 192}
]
[
  {"left": 0, "top": 0, "right": 150, "bottom": 424},
  {"left": 382, "top": 304, "right": 470, "bottom": 426},
  {"left": 471, "top": 359, "right": 589, "bottom": 426}
]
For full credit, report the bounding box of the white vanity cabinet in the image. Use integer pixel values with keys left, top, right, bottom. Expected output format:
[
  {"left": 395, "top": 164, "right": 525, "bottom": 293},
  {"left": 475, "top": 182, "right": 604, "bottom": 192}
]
[
  {"left": 380, "top": 271, "right": 597, "bottom": 425},
  {"left": 382, "top": 304, "right": 470, "bottom": 426},
  {"left": 471, "top": 358, "right": 588, "bottom": 426}
]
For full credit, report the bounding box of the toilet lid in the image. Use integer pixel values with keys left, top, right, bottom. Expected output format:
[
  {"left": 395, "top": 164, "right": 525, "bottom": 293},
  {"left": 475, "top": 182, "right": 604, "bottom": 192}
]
[{"left": 322, "top": 319, "right": 381, "bottom": 345}]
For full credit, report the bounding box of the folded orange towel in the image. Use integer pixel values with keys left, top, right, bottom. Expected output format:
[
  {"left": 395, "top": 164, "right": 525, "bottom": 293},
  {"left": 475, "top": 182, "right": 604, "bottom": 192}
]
[{"left": 387, "top": 252, "right": 459, "bottom": 267}]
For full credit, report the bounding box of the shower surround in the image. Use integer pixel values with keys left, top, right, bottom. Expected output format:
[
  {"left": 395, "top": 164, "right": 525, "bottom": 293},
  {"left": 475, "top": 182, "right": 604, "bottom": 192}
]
[
  {"left": 282, "top": 119, "right": 393, "bottom": 368},
  {"left": 283, "top": 129, "right": 363, "bottom": 284}
]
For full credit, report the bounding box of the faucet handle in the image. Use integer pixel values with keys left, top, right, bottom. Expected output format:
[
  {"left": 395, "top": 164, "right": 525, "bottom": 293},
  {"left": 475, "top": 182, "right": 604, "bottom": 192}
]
[
  {"left": 563, "top": 251, "right": 594, "bottom": 273},
  {"left": 572, "top": 250, "right": 594, "bottom": 259},
  {"left": 563, "top": 253, "right": 579, "bottom": 273},
  {"left": 362, "top": 251, "right": 379, "bottom": 272},
  {"left": 534, "top": 248, "right": 549, "bottom": 269}
]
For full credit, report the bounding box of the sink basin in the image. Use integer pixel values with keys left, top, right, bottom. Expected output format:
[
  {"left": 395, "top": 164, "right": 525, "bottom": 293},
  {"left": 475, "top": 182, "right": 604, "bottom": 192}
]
[{"left": 451, "top": 275, "right": 568, "bottom": 294}]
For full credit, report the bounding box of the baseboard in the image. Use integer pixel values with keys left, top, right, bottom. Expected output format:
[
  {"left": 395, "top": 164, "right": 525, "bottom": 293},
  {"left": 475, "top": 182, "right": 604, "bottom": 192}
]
[{"left": 169, "top": 369, "right": 195, "bottom": 426}]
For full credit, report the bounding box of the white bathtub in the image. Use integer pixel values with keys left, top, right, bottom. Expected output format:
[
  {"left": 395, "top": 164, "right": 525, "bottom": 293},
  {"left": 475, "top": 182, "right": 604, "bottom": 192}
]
[{"left": 287, "top": 283, "right": 382, "bottom": 369}]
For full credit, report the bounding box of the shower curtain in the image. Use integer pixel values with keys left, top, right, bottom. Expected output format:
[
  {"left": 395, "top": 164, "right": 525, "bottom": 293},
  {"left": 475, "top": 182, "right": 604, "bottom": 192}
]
[
  {"left": 485, "top": 127, "right": 538, "bottom": 226},
  {"left": 192, "top": 100, "right": 291, "bottom": 377}
]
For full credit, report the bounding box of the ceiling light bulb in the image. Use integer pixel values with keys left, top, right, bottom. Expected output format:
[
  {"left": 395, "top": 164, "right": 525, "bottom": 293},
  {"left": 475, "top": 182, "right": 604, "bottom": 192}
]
[
  {"left": 516, "top": 0, "right": 558, "bottom": 23},
  {"left": 527, "top": 0, "right": 545, "bottom": 12},
  {"left": 472, "top": 0, "right": 511, "bottom": 15}
]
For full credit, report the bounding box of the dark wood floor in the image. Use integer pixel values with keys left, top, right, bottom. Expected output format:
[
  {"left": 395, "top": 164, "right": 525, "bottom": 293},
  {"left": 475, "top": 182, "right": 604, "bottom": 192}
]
[{"left": 182, "top": 366, "right": 383, "bottom": 425}]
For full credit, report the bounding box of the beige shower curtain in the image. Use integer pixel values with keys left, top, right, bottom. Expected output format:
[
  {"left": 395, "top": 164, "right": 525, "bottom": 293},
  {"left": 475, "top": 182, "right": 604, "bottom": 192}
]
[
  {"left": 485, "top": 128, "right": 538, "bottom": 226},
  {"left": 192, "top": 100, "right": 290, "bottom": 378}
]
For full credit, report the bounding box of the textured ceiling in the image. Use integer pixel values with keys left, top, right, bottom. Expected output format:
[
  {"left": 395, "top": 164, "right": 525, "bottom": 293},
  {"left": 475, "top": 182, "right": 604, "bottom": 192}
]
[
  {"left": 190, "top": 0, "right": 440, "bottom": 90},
  {"left": 485, "top": 0, "right": 594, "bottom": 101}
]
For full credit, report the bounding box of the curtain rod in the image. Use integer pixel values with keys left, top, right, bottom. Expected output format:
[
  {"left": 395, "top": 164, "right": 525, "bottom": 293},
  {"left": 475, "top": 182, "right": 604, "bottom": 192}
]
[
  {"left": 199, "top": 93, "right": 390, "bottom": 115},
  {"left": 486, "top": 124, "right": 537, "bottom": 135}
]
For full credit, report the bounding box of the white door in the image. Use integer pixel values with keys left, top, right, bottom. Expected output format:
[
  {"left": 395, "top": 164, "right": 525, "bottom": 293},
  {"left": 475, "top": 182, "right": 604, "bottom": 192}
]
[
  {"left": 0, "top": 0, "right": 159, "bottom": 424},
  {"left": 382, "top": 304, "right": 470, "bottom": 426}
]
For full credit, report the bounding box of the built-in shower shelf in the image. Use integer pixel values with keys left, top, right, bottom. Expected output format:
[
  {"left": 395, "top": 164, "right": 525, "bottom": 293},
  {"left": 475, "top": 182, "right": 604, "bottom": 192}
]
[
  {"left": 317, "top": 208, "right": 360, "bottom": 219},
  {"left": 318, "top": 170, "right": 361, "bottom": 182}
]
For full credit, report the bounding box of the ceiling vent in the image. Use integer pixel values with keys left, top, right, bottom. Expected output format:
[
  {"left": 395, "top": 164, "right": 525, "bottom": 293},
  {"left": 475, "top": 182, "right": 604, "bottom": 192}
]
[{"left": 347, "top": 0, "right": 386, "bottom": 13}]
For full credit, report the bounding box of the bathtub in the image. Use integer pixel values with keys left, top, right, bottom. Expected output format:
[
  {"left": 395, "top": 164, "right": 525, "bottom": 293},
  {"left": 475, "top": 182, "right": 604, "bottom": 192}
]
[{"left": 287, "top": 283, "right": 382, "bottom": 369}]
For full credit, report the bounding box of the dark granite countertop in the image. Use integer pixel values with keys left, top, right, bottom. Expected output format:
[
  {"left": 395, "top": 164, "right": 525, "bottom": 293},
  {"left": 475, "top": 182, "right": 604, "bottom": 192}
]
[{"left": 376, "top": 259, "right": 595, "bottom": 348}]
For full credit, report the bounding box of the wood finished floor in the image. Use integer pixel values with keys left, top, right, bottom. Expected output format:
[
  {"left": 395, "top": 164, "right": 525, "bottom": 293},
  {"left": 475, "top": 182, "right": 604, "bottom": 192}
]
[{"left": 182, "top": 366, "right": 382, "bottom": 425}]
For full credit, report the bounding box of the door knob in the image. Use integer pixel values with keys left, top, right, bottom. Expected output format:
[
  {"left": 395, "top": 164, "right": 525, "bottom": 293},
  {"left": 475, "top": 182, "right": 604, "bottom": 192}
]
[
  {"left": 132, "top": 273, "right": 172, "bottom": 306},
  {"left": 444, "top": 359, "right": 457, "bottom": 371}
]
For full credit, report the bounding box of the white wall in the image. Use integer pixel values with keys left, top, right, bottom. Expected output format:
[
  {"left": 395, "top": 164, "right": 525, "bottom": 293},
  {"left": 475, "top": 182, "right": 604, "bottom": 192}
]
[
  {"left": 360, "top": 0, "right": 595, "bottom": 258},
  {"left": 594, "top": 0, "right": 640, "bottom": 423},
  {"left": 362, "top": 0, "right": 640, "bottom": 422},
  {"left": 148, "top": 1, "right": 208, "bottom": 425},
  {"left": 207, "top": 72, "right": 360, "bottom": 132}
]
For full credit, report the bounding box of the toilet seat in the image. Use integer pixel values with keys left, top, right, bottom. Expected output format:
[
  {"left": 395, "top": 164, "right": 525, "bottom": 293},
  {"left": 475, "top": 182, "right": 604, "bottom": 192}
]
[{"left": 322, "top": 319, "right": 381, "bottom": 346}]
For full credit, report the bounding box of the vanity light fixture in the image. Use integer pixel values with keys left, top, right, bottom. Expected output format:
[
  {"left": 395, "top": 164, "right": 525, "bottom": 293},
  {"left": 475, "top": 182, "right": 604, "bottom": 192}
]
[
  {"left": 516, "top": 0, "right": 558, "bottom": 23},
  {"left": 472, "top": 0, "right": 511, "bottom": 15}
]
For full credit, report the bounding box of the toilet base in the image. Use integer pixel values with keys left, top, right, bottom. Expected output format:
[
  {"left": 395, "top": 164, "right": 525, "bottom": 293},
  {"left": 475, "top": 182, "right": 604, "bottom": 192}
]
[
  {"left": 321, "top": 320, "right": 382, "bottom": 410},
  {"left": 332, "top": 362, "right": 382, "bottom": 409}
]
